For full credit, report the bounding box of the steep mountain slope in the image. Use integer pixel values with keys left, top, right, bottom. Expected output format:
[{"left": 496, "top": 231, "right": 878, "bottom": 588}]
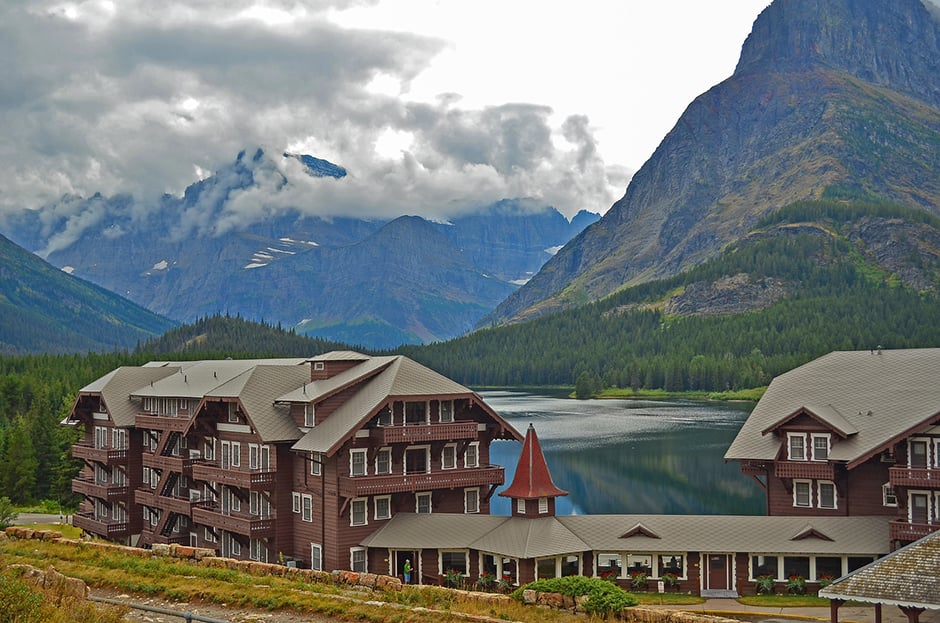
[
  {"left": 4, "top": 149, "right": 597, "bottom": 349},
  {"left": 481, "top": 0, "right": 940, "bottom": 326},
  {"left": 0, "top": 234, "right": 175, "bottom": 354}
]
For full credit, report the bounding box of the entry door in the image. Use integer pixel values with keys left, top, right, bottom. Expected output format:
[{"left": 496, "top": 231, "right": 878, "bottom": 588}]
[
  {"left": 396, "top": 551, "right": 418, "bottom": 583},
  {"left": 706, "top": 554, "right": 731, "bottom": 590}
]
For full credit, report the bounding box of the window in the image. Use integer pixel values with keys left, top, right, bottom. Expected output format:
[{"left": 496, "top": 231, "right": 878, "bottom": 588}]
[
  {"left": 815, "top": 556, "right": 842, "bottom": 580},
  {"left": 537, "top": 557, "right": 557, "bottom": 579},
  {"left": 416, "top": 492, "right": 432, "bottom": 514},
  {"left": 659, "top": 554, "right": 684, "bottom": 578},
  {"left": 95, "top": 426, "right": 108, "bottom": 449},
  {"left": 626, "top": 554, "right": 652, "bottom": 576},
  {"left": 538, "top": 497, "right": 549, "bottom": 514},
  {"left": 440, "top": 400, "right": 454, "bottom": 423},
  {"left": 292, "top": 492, "right": 301, "bottom": 513},
  {"left": 112, "top": 503, "right": 126, "bottom": 523},
  {"left": 818, "top": 481, "right": 837, "bottom": 509},
  {"left": 249, "top": 444, "right": 259, "bottom": 470},
  {"left": 112, "top": 466, "right": 126, "bottom": 486},
  {"left": 247, "top": 444, "right": 270, "bottom": 470},
  {"left": 440, "top": 551, "right": 467, "bottom": 575},
  {"left": 204, "top": 437, "right": 216, "bottom": 461},
  {"left": 310, "top": 452, "right": 322, "bottom": 476},
  {"left": 221, "top": 441, "right": 240, "bottom": 468},
  {"left": 812, "top": 434, "right": 830, "bottom": 461},
  {"left": 376, "top": 406, "right": 392, "bottom": 426},
  {"left": 375, "top": 495, "right": 391, "bottom": 520},
  {"left": 788, "top": 434, "right": 806, "bottom": 460},
  {"left": 302, "top": 494, "right": 312, "bottom": 522},
  {"left": 351, "top": 548, "right": 367, "bottom": 573},
  {"left": 751, "top": 555, "right": 778, "bottom": 579},
  {"left": 783, "top": 556, "right": 810, "bottom": 580},
  {"left": 250, "top": 538, "right": 267, "bottom": 562},
  {"left": 464, "top": 488, "right": 479, "bottom": 514},
  {"left": 516, "top": 498, "right": 526, "bottom": 515},
  {"left": 464, "top": 442, "right": 479, "bottom": 468},
  {"left": 883, "top": 483, "right": 898, "bottom": 507},
  {"left": 310, "top": 544, "right": 322, "bottom": 571},
  {"left": 597, "top": 553, "right": 622, "bottom": 578},
  {"left": 111, "top": 428, "right": 128, "bottom": 450},
  {"left": 304, "top": 403, "right": 315, "bottom": 427},
  {"left": 441, "top": 444, "right": 456, "bottom": 470},
  {"left": 405, "top": 446, "right": 430, "bottom": 474},
  {"left": 405, "top": 401, "right": 427, "bottom": 425},
  {"left": 227, "top": 403, "right": 238, "bottom": 422},
  {"left": 351, "top": 498, "right": 368, "bottom": 526},
  {"left": 350, "top": 449, "right": 367, "bottom": 477},
  {"left": 204, "top": 527, "right": 218, "bottom": 543},
  {"left": 910, "top": 439, "right": 929, "bottom": 468},
  {"left": 793, "top": 480, "right": 811, "bottom": 507},
  {"left": 376, "top": 448, "right": 392, "bottom": 475},
  {"left": 910, "top": 492, "right": 929, "bottom": 523}
]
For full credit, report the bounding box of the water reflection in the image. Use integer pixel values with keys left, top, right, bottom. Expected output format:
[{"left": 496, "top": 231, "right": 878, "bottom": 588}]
[{"left": 484, "top": 391, "right": 765, "bottom": 517}]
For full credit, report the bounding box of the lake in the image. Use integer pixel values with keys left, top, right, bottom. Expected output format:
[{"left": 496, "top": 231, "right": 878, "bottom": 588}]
[{"left": 483, "top": 391, "right": 766, "bottom": 516}]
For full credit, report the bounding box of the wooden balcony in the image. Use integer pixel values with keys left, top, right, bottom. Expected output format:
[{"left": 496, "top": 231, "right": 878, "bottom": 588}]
[
  {"left": 73, "top": 513, "right": 130, "bottom": 539},
  {"left": 135, "top": 413, "right": 191, "bottom": 433},
  {"left": 372, "top": 421, "right": 480, "bottom": 445},
  {"left": 191, "top": 502, "right": 275, "bottom": 537},
  {"left": 740, "top": 461, "right": 769, "bottom": 476},
  {"left": 72, "top": 477, "right": 130, "bottom": 502},
  {"left": 773, "top": 460, "right": 834, "bottom": 480},
  {"left": 134, "top": 489, "right": 194, "bottom": 515},
  {"left": 889, "top": 519, "right": 940, "bottom": 544},
  {"left": 889, "top": 466, "right": 940, "bottom": 488},
  {"left": 142, "top": 453, "right": 195, "bottom": 475},
  {"left": 71, "top": 443, "right": 128, "bottom": 466},
  {"left": 191, "top": 463, "right": 277, "bottom": 490},
  {"left": 143, "top": 531, "right": 189, "bottom": 546},
  {"left": 338, "top": 465, "right": 504, "bottom": 497}
]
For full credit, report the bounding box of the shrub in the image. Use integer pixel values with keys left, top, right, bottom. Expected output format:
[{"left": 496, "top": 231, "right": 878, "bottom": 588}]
[
  {"left": 475, "top": 571, "right": 496, "bottom": 591},
  {"left": 512, "top": 576, "right": 638, "bottom": 616},
  {"left": 444, "top": 568, "right": 464, "bottom": 588},
  {"left": 818, "top": 574, "right": 835, "bottom": 589},
  {"left": 786, "top": 575, "right": 806, "bottom": 595},
  {"left": 630, "top": 571, "right": 648, "bottom": 591},
  {"left": 754, "top": 574, "right": 775, "bottom": 594},
  {"left": 662, "top": 572, "right": 679, "bottom": 587},
  {"left": 0, "top": 497, "right": 18, "bottom": 530}
]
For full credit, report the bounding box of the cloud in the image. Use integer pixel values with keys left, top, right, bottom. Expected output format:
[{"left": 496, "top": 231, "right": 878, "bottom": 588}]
[{"left": 0, "top": 0, "right": 624, "bottom": 246}]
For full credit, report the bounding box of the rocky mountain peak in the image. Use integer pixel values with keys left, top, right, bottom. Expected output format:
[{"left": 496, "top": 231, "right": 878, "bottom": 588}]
[{"left": 736, "top": 0, "right": 940, "bottom": 107}]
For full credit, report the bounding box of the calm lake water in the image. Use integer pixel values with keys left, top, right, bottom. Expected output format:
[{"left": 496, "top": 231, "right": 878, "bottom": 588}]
[{"left": 483, "top": 391, "right": 766, "bottom": 517}]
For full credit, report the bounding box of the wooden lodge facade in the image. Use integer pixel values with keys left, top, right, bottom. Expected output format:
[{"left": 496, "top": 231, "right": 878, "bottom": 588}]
[{"left": 66, "top": 352, "right": 521, "bottom": 572}]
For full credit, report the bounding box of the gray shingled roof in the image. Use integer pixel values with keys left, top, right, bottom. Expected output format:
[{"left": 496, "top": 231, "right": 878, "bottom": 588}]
[
  {"left": 130, "top": 359, "right": 306, "bottom": 399},
  {"left": 204, "top": 364, "right": 312, "bottom": 442},
  {"left": 361, "top": 514, "right": 889, "bottom": 559},
  {"left": 819, "top": 530, "right": 940, "bottom": 610},
  {"left": 75, "top": 366, "right": 181, "bottom": 427},
  {"left": 725, "top": 349, "right": 940, "bottom": 467}
]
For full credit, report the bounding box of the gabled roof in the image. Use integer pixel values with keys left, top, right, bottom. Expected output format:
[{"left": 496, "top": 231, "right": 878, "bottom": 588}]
[
  {"left": 499, "top": 424, "right": 568, "bottom": 500},
  {"left": 362, "top": 514, "right": 889, "bottom": 559},
  {"left": 204, "top": 365, "right": 312, "bottom": 442},
  {"left": 820, "top": 530, "right": 940, "bottom": 610},
  {"left": 726, "top": 349, "right": 940, "bottom": 467},
  {"left": 73, "top": 366, "right": 181, "bottom": 427},
  {"left": 291, "top": 355, "right": 521, "bottom": 456},
  {"left": 130, "top": 359, "right": 307, "bottom": 399},
  {"left": 761, "top": 404, "right": 858, "bottom": 438}
]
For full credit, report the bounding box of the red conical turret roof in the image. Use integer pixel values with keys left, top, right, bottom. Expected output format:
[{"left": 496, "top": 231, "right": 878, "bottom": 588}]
[{"left": 499, "top": 423, "right": 568, "bottom": 500}]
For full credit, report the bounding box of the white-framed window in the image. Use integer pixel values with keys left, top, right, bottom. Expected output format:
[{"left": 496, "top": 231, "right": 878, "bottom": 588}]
[
  {"left": 227, "top": 402, "right": 238, "bottom": 423},
  {"left": 351, "top": 498, "right": 368, "bottom": 526},
  {"left": 149, "top": 432, "right": 159, "bottom": 452},
  {"left": 350, "top": 547, "right": 367, "bottom": 573},
  {"left": 250, "top": 538, "right": 267, "bottom": 562},
  {"left": 249, "top": 444, "right": 259, "bottom": 470},
  {"left": 221, "top": 440, "right": 240, "bottom": 468},
  {"left": 204, "top": 437, "right": 216, "bottom": 461},
  {"left": 812, "top": 434, "right": 830, "bottom": 461},
  {"left": 909, "top": 439, "right": 929, "bottom": 468},
  {"left": 909, "top": 491, "right": 929, "bottom": 523},
  {"left": 416, "top": 492, "right": 432, "bottom": 514},
  {"left": 442, "top": 444, "right": 457, "bottom": 470},
  {"left": 440, "top": 550, "right": 468, "bottom": 575},
  {"left": 114, "top": 503, "right": 128, "bottom": 523},
  {"left": 464, "top": 488, "right": 479, "bottom": 514},
  {"left": 405, "top": 401, "right": 427, "bottom": 425},
  {"left": 95, "top": 464, "right": 109, "bottom": 485},
  {"left": 538, "top": 497, "right": 549, "bottom": 514},
  {"left": 292, "top": 492, "right": 301, "bottom": 513},
  {"left": 304, "top": 403, "right": 315, "bottom": 428},
  {"left": 818, "top": 481, "right": 837, "bottom": 509},
  {"left": 375, "top": 495, "right": 391, "bottom": 520},
  {"left": 376, "top": 448, "right": 392, "bottom": 475},
  {"left": 95, "top": 426, "right": 108, "bottom": 449},
  {"left": 204, "top": 527, "right": 218, "bottom": 543},
  {"left": 464, "top": 442, "right": 479, "bottom": 468},
  {"left": 310, "top": 543, "right": 322, "bottom": 571},
  {"left": 439, "top": 400, "right": 454, "bottom": 423},
  {"left": 404, "top": 445, "right": 430, "bottom": 474},
  {"left": 793, "top": 479, "right": 812, "bottom": 507},
  {"left": 302, "top": 494, "right": 313, "bottom": 522},
  {"left": 111, "top": 428, "right": 128, "bottom": 450},
  {"left": 350, "top": 448, "right": 368, "bottom": 477},
  {"left": 149, "top": 468, "right": 158, "bottom": 489},
  {"left": 883, "top": 483, "right": 898, "bottom": 507},
  {"left": 112, "top": 466, "right": 126, "bottom": 486},
  {"left": 516, "top": 498, "right": 526, "bottom": 514},
  {"left": 249, "top": 491, "right": 261, "bottom": 516},
  {"left": 310, "top": 452, "right": 322, "bottom": 476},
  {"left": 788, "top": 434, "right": 806, "bottom": 461}
]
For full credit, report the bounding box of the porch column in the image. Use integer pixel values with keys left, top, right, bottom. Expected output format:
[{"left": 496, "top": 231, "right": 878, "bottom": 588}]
[
  {"left": 899, "top": 606, "right": 924, "bottom": 623},
  {"left": 875, "top": 603, "right": 882, "bottom": 623},
  {"left": 829, "top": 598, "right": 843, "bottom": 623}
]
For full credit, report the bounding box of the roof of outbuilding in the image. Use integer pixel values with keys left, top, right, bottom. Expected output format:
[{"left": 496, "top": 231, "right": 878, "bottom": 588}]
[
  {"left": 361, "top": 513, "right": 889, "bottom": 559},
  {"left": 725, "top": 348, "right": 940, "bottom": 466},
  {"left": 76, "top": 366, "right": 181, "bottom": 427},
  {"left": 819, "top": 530, "right": 940, "bottom": 610}
]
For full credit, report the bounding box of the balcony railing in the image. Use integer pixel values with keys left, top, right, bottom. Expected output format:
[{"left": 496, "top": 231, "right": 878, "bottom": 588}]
[
  {"left": 191, "top": 502, "right": 274, "bottom": 537},
  {"left": 372, "top": 421, "right": 479, "bottom": 445},
  {"left": 889, "top": 519, "right": 940, "bottom": 543},
  {"left": 135, "top": 413, "right": 191, "bottom": 433},
  {"left": 142, "top": 453, "right": 195, "bottom": 475},
  {"left": 72, "top": 477, "right": 130, "bottom": 502},
  {"left": 773, "top": 460, "right": 834, "bottom": 480},
  {"left": 71, "top": 444, "right": 129, "bottom": 466},
  {"left": 889, "top": 466, "right": 940, "bottom": 488},
  {"left": 191, "top": 463, "right": 277, "bottom": 490},
  {"left": 72, "top": 513, "right": 130, "bottom": 539},
  {"left": 338, "top": 465, "right": 504, "bottom": 497},
  {"left": 134, "top": 489, "right": 194, "bottom": 515}
]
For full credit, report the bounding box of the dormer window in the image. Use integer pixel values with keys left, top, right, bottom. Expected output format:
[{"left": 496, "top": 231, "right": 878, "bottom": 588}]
[
  {"left": 304, "top": 403, "right": 315, "bottom": 428},
  {"left": 812, "top": 434, "right": 830, "bottom": 461},
  {"left": 787, "top": 433, "right": 806, "bottom": 461}
]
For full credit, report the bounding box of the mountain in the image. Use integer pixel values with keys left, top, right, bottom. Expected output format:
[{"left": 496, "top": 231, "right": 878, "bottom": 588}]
[
  {"left": 0, "top": 234, "right": 175, "bottom": 354},
  {"left": 4, "top": 149, "right": 597, "bottom": 350},
  {"left": 480, "top": 0, "right": 940, "bottom": 327}
]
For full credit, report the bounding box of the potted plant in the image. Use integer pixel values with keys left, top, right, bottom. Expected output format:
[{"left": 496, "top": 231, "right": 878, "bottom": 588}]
[
  {"left": 662, "top": 572, "right": 679, "bottom": 590},
  {"left": 754, "top": 574, "right": 775, "bottom": 594},
  {"left": 630, "top": 570, "right": 648, "bottom": 591}
]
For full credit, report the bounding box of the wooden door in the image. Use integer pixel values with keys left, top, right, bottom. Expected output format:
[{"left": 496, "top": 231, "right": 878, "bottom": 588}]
[{"left": 706, "top": 554, "right": 730, "bottom": 590}]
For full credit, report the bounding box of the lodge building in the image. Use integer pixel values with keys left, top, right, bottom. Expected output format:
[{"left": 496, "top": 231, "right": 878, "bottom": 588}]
[{"left": 67, "top": 348, "right": 940, "bottom": 596}]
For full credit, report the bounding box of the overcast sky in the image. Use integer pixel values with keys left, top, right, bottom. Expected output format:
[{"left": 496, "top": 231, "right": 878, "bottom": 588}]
[{"left": 0, "top": 0, "right": 774, "bottom": 229}]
